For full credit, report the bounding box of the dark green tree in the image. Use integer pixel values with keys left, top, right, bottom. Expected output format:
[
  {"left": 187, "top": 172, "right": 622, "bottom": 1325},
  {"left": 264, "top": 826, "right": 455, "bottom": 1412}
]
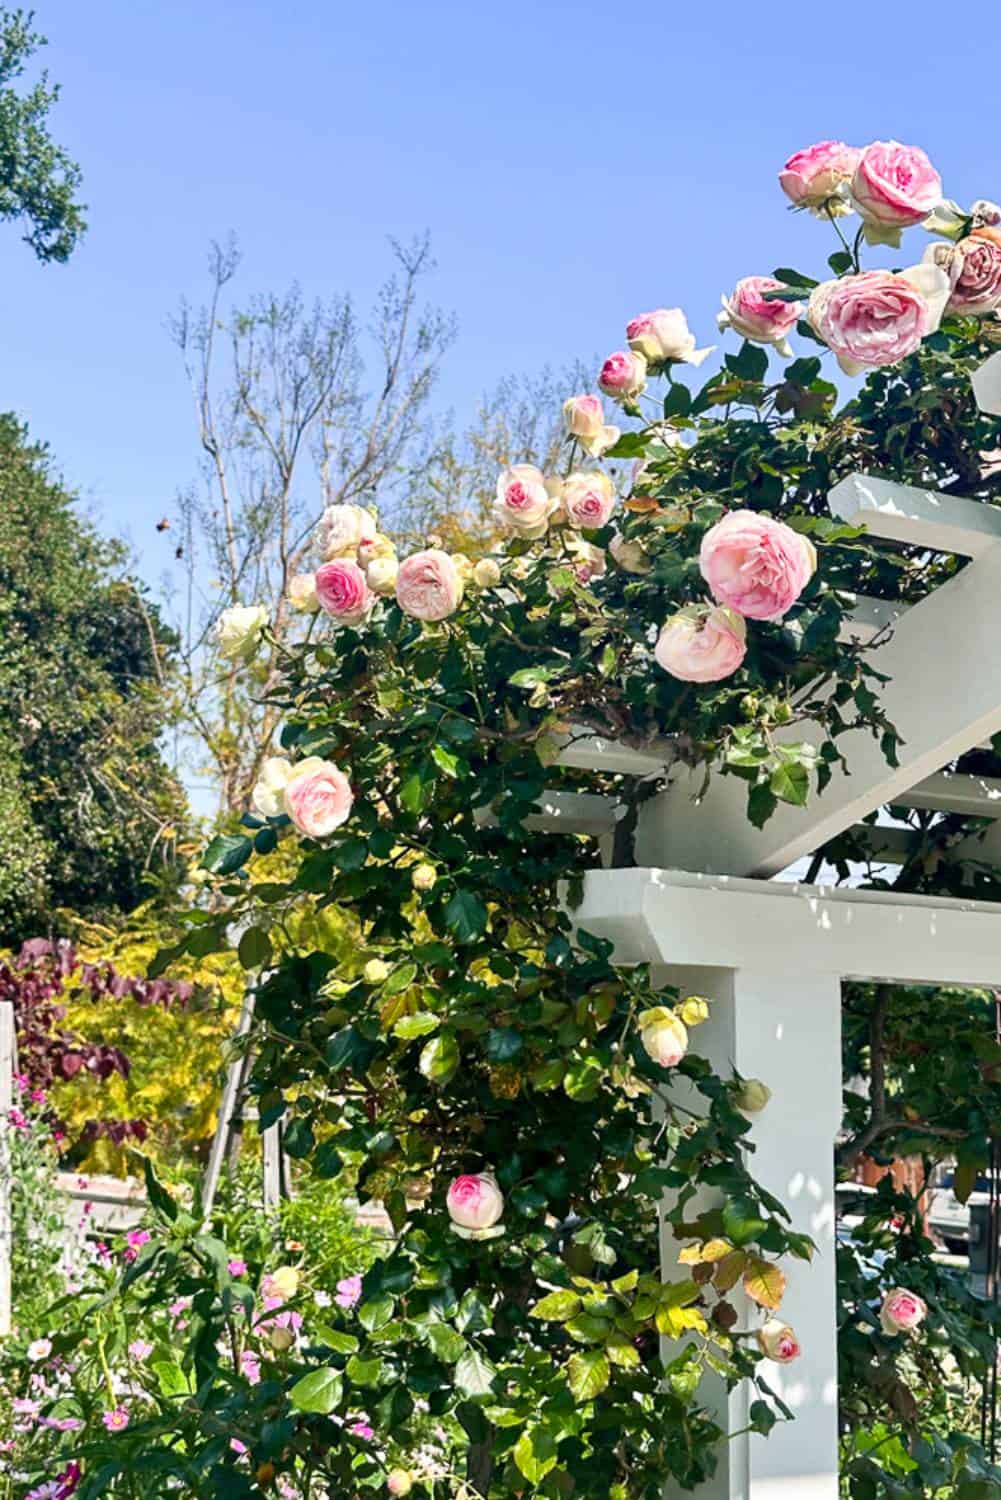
[
  {"left": 0, "top": 414, "right": 182, "bottom": 943},
  {"left": 0, "top": 6, "right": 85, "bottom": 262}
]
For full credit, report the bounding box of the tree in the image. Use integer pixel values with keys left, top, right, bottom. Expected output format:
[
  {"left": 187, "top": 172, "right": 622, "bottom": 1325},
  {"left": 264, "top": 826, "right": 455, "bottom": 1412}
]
[
  {"left": 0, "top": 7, "right": 85, "bottom": 262},
  {"left": 0, "top": 415, "right": 181, "bottom": 943},
  {"left": 162, "top": 235, "right": 455, "bottom": 816}
]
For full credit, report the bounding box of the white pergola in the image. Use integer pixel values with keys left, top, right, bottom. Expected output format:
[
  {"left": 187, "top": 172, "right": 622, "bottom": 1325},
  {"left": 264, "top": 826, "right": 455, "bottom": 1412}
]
[{"left": 558, "top": 350, "right": 1001, "bottom": 1497}]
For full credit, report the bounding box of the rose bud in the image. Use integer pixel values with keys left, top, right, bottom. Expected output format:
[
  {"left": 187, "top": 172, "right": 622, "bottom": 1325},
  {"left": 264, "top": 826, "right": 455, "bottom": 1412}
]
[
  {"left": 446, "top": 1171, "right": 504, "bottom": 1231},
  {"left": 655, "top": 606, "right": 746, "bottom": 684},
  {"left": 879, "top": 1287, "right": 928, "bottom": 1335},
  {"left": 473, "top": 557, "right": 502, "bottom": 588},
  {"left": 563, "top": 394, "right": 621, "bottom": 457},
  {"left": 735, "top": 1079, "right": 772, "bottom": 1113},
  {"left": 756, "top": 1319, "right": 801, "bottom": 1363},
  {"left": 411, "top": 863, "right": 437, "bottom": 892},
  {"left": 625, "top": 307, "right": 713, "bottom": 367},
  {"left": 779, "top": 141, "right": 860, "bottom": 215},
  {"left": 269, "top": 1325, "right": 295, "bottom": 1352},
  {"left": 717, "top": 277, "right": 801, "bottom": 358},
  {"left": 700, "top": 511, "right": 816, "bottom": 621},
  {"left": 678, "top": 995, "right": 710, "bottom": 1027},
  {"left": 364, "top": 959, "right": 390, "bottom": 984},
  {"left": 638, "top": 1009, "right": 689, "bottom": 1068},
  {"left": 598, "top": 350, "right": 648, "bottom": 403},
  {"left": 387, "top": 1474, "right": 413, "bottom": 1497}
]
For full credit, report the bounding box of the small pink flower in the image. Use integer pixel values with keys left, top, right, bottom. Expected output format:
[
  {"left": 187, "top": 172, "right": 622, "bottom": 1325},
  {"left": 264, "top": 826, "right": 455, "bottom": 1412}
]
[
  {"left": 9, "top": 1107, "right": 29, "bottom": 1130},
  {"left": 102, "top": 1406, "right": 130, "bottom": 1432},
  {"left": 779, "top": 141, "right": 860, "bottom": 213},
  {"left": 880, "top": 1287, "right": 928, "bottom": 1335},
  {"left": 396, "top": 549, "right": 464, "bottom": 621},
  {"left": 655, "top": 607, "right": 747, "bottom": 683},
  {"left": 851, "top": 140, "right": 943, "bottom": 243},
  {"left": 30, "top": 1088, "right": 46, "bottom": 1104},
  {"left": 315, "top": 558, "right": 375, "bottom": 625},
  {"left": 284, "top": 757, "right": 354, "bottom": 838},
  {"left": 128, "top": 1339, "right": 153, "bottom": 1361},
  {"left": 127, "top": 1229, "right": 150, "bottom": 1249},
  {"left": 446, "top": 1172, "right": 504, "bottom": 1231},
  {"left": 228, "top": 1258, "right": 247, "bottom": 1277},
  {"left": 350, "top": 1419, "right": 374, "bottom": 1440},
  {"left": 598, "top": 350, "right": 647, "bottom": 402},
  {"left": 169, "top": 1296, "right": 191, "bottom": 1318},
  {"left": 335, "top": 1274, "right": 363, "bottom": 1309},
  {"left": 700, "top": 510, "right": 816, "bottom": 621},
  {"left": 718, "top": 277, "right": 801, "bottom": 357},
  {"left": 240, "top": 1350, "right": 261, "bottom": 1385},
  {"left": 231, "top": 1438, "right": 248, "bottom": 1455}
]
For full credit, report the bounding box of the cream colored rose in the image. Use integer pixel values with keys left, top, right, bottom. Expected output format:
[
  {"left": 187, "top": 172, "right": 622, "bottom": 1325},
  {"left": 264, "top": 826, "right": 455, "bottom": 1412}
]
[
  {"left": 284, "top": 758, "right": 354, "bottom": 838},
  {"left": 494, "top": 464, "right": 560, "bottom": 538},
  {"left": 639, "top": 1008, "right": 688, "bottom": 1067},
  {"left": 366, "top": 554, "right": 400, "bottom": 596},
  {"left": 473, "top": 557, "right": 502, "bottom": 588},
  {"left": 610, "top": 535, "right": 653, "bottom": 575},
  {"left": 364, "top": 958, "right": 390, "bottom": 984},
  {"left": 217, "top": 604, "right": 268, "bottom": 662},
  {"left": 562, "top": 470, "right": 617, "bottom": 530},
  {"left": 562, "top": 394, "right": 621, "bottom": 457},
  {"left": 262, "top": 1265, "right": 299, "bottom": 1301},
  {"left": 411, "top": 862, "right": 437, "bottom": 891},
  {"left": 252, "top": 756, "right": 294, "bottom": 818},
  {"left": 678, "top": 995, "right": 710, "bottom": 1027},
  {"left": 288, "top": 573, "right": 320, "bottom": 613},
  {"left": 316, "top": 502, "right": 377, "bottom": 559},
  {"left": 626, "top": 308, "right": 713, "bottom": 367}
]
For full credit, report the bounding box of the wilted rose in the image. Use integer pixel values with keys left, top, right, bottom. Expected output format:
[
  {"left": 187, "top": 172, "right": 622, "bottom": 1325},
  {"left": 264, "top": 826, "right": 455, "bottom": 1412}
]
[
  {"left": 924, "top": 228, "right": 1001, "bottom": 316},
  {"left": 610, "top": 535, "right": 653, "bottom": 575}
]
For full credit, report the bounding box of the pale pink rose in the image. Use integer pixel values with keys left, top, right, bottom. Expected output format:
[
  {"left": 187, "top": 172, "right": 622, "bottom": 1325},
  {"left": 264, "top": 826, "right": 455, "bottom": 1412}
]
[
  {"left": 654, "top": 607, "right": 746, "bottom": 683},
  {"left": 700, "top": 510, "right": 816, "bottom": 621},
  {"left": 562, "top": 470, "right": 617, "bottom": 530},
  {"left": 493, "top": 463, "right": 559, "bottom": 538},
  {"left": 396, "top": 549, "right": 464, "bottom": 621},
  {"left": 639, "top": 1012, "right": 688, "bottom": 1067},
  {"left": 315, "top": 559, "right": 374, "bottom": 625},
  {"left": 807, "top": 265, "right": 951, "bottom": 375},
  {"left": 387, "top": 1472, "right": 414, "bottom": 1496},
  {"left": 316, "top": 503, "right": 377, "bottom": 560},
  {"left": 925, "top": 227, "right": 1001, "bottom": 316},
  {"left": 598, "top": 350, "right": 647, "bottom": 402},
  {"left": 879, "top": 1287, "right": 928, "bottom": 1336},
  {"left": 566, "top": 538, "right": 606, "bottom": 585},
  {"left": 779, "top": 141, "right": 860, "bottom": 213},
  {"left": 625, "top": 308, "right": 712, "bottom": 367},
  {"left": 446, "top": 1172, "right": 504, "bottom": 1231},
  {"left": 757, "top": 1320, "right": 801, "bottom": 1363},
  {"left": 284, "top": 758, "right": 354, "bottom": 838},
  {"left": 717, "top": 277, "right": 801, "bottom": 357},
  {"left": 562, "top": 395, "right": 620, "bottom": 457},
  {"left": 851, "top": 141, "right": 942, "bottom": 244}
]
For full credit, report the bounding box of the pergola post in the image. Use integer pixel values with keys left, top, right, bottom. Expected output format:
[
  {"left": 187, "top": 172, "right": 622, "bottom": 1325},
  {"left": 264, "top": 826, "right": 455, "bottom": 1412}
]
[{"left": 658, "top": 964, "right": 842, "bottom": 1500}]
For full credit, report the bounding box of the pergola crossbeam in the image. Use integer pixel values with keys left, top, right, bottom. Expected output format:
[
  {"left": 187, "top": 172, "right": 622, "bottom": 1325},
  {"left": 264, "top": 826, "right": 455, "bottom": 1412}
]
[{"left": 829, "top": 472, "right": 1001, "bottom": 556}]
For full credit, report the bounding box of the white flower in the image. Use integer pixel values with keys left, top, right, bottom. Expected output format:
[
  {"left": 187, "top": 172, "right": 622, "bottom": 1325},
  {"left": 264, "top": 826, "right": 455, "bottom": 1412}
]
[
  {"left": 252, "top": 756, "right": 294, "bottom": 818},
  {"left": 27, "top": 1338, "right": 52, "bottom": 1362},
  {"left": 217, "top": 604, "right": 268, "bottom": 662},
  {"left": 288, "top": 573, "right": 320, "bottom": 613}
]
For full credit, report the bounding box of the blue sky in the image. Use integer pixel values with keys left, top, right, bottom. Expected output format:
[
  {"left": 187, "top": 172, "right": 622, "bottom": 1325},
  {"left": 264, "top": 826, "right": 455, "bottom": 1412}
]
[{"left": 2, "top": 1, "right": 992, "bottom": 592}]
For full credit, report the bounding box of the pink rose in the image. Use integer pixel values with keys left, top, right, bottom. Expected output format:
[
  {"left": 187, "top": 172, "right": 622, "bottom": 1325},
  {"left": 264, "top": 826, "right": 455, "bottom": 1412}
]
[
  {"left": 879, "top": 1287, "right": 927, "bottom": 1335},
  {"left": 718, "top": 277, "right": 801, "bottom": 357},
  {"left": 566, "top": 538, "right": 606, "bottom": 585},
  {"left": 335, "top": 1274, "right": 363, "bottom": 1309},
  {"left": 284, "top": 758, "right": 354, "bottom": 838},
  {"left": 598, "top": 350, "right": 647, "bottom": 402},
  {"left": 625, "top": 308, "right": 712, "bottom": 367},
  {"left": 563, "top": 395, "right": 620, "bottom": 458},
  {"left": 494, "top": 464, "right": 558, "bottom": 537},
  {"left": 757, "top": 1319, "right": 801, "bottom": 1363},
  {"left": 654, "top": 607, "right": 746, "bottom": 683},
  {"left": 700, "top": 510, "right": 816, "bottom": 621},
  {"left": 315, "top": 559, "right": 374, "bottom": 625},
  {"left": 779, "top": 141, "right": 860, "bottom": 214},
  {"left": 851, "top": 141, "right": 942, "bottom": 245},
  {"left": 807, "top": 265, "right": 950, "bottom": 375},
  {"left": 316, "top": 502, "right": 377, "bottom": 560},
  {"left": 446, "top": 1171, "right": 504, "bottom": 1231},
  {"left": 396, "top": 548, "right": 464, "bottom": 621},
  {"left": 562, "top": 470, "right": 617, "bottom": 529},
  {"left": 925, "top": 227, "right": 1001, "bottom": 316}
]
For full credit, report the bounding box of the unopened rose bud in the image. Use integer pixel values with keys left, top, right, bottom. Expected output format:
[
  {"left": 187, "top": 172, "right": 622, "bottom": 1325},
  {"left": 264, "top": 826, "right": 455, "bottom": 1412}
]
[
  {"left": 678, "top": 995, "right": 710, "bottom": 1027},
  {"left": 741, "top": 693, "right": 760, "bottom": 719},
  {"left": 447, "top": 1171, "right": 504, "bottom": 1230},
  {"left": 387, "top": 1471, "right": 413, "bottom": 1495},
  {"left": 451, "top": 553, "right": 474, "bottom": 581},
  {"left": 735, "top": 1079, "right": 772, "bottom": 1113},
  {"left": 473, "top": 558, "right": 502, "bottom": 588},
  {"left": 269, "top": 1324, "right": 295, "bottom": 1352},
  {"left": 756, "top": 1319, "right": 801, "bottom": 1363},
  {"left": 366, "top": 555, "right": 399, "bottom": 596},
  {"left": 411, "top": 863, "right": 437, "bottom": 892},
  {"left": 364, "top": 959, "right": 390, "bottom": 984}
]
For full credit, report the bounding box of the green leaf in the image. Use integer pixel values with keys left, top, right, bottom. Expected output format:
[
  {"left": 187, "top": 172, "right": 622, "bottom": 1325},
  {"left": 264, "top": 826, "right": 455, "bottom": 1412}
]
[
  {"left": 237, "top": 925, "right": 272, "bottom": 970},
  {"left": 567, "top": 1349, "right": 610, "bottom": 1401},
  {"left": 514, "top": 1427, "right": 559, "bottom": 1484},
  {"left": 314, "top": 1325, "right": 359, "bottom": 1355},
  {"left": 770, "top": 761, "right": 809, "bottom": 807},
  {"left": 454, "top": 1347, "right": 498, "bottom": 1398},
  {"left": 426, "top": 1323, "right": 467, "bottom": 1363},
  {"left": 142, "top": 1156, "right": 178, "bottom": 1223},
  {"left": 509, "top": 665, "right": 561, "bottom": 689},
  {"left": 393, "top": 1011, "right": 439, "bottom": 1040},
  {"left": 431, "top": 744, "right": 461, "bottom": 778},
  {"left": 384, "top": 962, "right": 418, "bottom": 996},
  {"left": 333, "top": 836, "right": 368, "bottom": 871},
  {"left": 283, "top": 1117, "right": 315, "bottom": 1159},
  {"left": 772, "top": 265, "right": 819, "bottom": 289},
  {"left": 345, "top": 1354, "right": 383, "bottom": 1386},
  {"left": 289, "top": 1366, "right": 343, "bottom": 1414},
  {"left": 747, "top": 781, "right": 778, "bottom": 828},
  {"left": 749, "top": 1399, "right": 777, "bottom": 1435},
  {"left": 827, "top": 250, "right": 853, "bottom": 275},
  {"left": 662, "top": 382, "right": 692, "bottom": 418},
  {"left": 201, "top": 834, "right": 253, "bottom": 876},
  {"left": 530, "top": 1290, "right": 582, "bottom": 1322},
  {"left": 152, "top": 1360, "right": 189, "bottom": 1398},
  {"left": 603, "top": 431, "right": 649, "bottom": 459},
  {"left": 400, "top": 771, "right": 426, "bottom": 813},
  {"left": 444, "top": 890, "right": 488, "bottom": 943},
  {"left": 419, "top": 1030, "right": 460, "bottom": 1085}
]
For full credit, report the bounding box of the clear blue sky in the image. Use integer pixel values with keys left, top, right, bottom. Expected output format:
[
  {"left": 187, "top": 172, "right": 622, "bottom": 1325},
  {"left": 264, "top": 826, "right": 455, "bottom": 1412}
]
[{"left": 2, "top": 0, "right": 992, "bottom": 590}]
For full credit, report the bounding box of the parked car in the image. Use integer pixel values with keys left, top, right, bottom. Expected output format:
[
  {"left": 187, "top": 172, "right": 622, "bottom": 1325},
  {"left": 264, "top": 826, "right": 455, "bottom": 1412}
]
[
  {"left": 927, "top": 1167, "right": 996, "bottom": 1254},
  {"left": 835, "top": 1180, "right": 879, "bottom": 1235}
]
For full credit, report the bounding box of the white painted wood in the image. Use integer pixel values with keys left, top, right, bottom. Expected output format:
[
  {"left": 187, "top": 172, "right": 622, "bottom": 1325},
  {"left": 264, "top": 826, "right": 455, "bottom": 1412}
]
[
  {"left": 836, "top": 594, "right": 905, "bottom": 644},
  {"left": 973, "top": 350, "right": 1001, "bottom": 416},
  {"left": 573, "top": 867, "right": 1001, "bottom": 987},
  {"left": 201, "top": 991, "right": 256, "bottom": 1218},
  {"left": 636, "top": 536, "right": 1001, "bottom": 876},
  {"left": 0, "top": 1001, "right": 13, "bottom": 1337},
  {"left": 556, "top": 729, "right": 672, "bottom": 776},
  {"left": 829, "top": 472, "right": 1001, "bottom": 556},
  {"left": 476, "top": 791, "right": 620, "bottom": 838},
  {"left": 661, "top": 964, "right": 841, "bottom": 1499},
  {"left": 894, "top": 770, "right": 1001, "bottom": 816}
]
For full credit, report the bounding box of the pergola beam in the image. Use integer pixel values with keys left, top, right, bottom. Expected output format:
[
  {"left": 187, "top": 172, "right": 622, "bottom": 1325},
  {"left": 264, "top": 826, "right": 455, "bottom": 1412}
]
[
  {"left": 829, "top": 472, "right": 1001, "bottom": 556},
  {"left": 973, "top": 350, "right": 1001, "bottom": 417}
]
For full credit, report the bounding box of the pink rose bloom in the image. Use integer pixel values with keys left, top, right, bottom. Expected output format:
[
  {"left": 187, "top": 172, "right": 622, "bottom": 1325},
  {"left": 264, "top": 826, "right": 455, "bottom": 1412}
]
[
  {"left": 335, "top": 1273, "right": 364, "bottom": 1309},
  {"left": 757, "top": 1319, "right": 801, "bottom": 1363},
  {"left": 779, "top": 141, "right": 860, "bottom": 213},
  {"left": 446, "top": 1171, "right": 504, "bottom": 1231},
  {"left": 562, "top": 395, "right": 620, "bottom": 458},
  {"left": 654, "top": 607, "right": 747, "bottom": 683},
  {"left": 566, "top": 539, "right": 606, "bottom": 585},
  {"left": 925, "top": 227, "right": 1001, "bottom": 316},
  {"left": 315, "top": 559, "right": 374, "bottom": 626},
  {"left": 700, "top": 510, "right": 816, "bottom": 622},
  {"left": 396, "top": 548, "right": 464, "bottom": 621},
  {"left": 880, "top": 1287, "right": 928, "bottom": 1335},
  {"left": 851, "top": 141, "right": 942, "bottom": 244},
  {"left": 807, "top": 265, "right": 950, "bottom": 375},
  {"left": 625, "top": 308, "right": 712, "bottom": 367},
  {"left": 562, "top": 470, "right": 617, "bottom": 529},
  {"left": 284, "top": 757, "right": 354, "bottom": 838},
  {"left": 494, "top": 464, "right": 558, "bottom": 537},
  {"left": 598, "top": 350, "right": 647, "bottom": 402},
  {"left": 718, "top": 277, "right": 801, "bottom": 357},
  {"left": 228, "top": 1258, "right": 247, "bottom": 1277}
]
